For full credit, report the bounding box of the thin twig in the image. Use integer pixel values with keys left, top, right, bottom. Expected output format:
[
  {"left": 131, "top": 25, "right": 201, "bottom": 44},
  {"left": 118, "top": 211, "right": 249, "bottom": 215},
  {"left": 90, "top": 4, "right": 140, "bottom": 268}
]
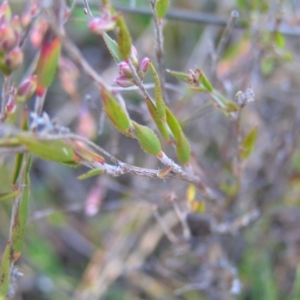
[
  {"left": 149, "top": 0, "right": 167, "bottom": 101},
  {"left": 152, "top": 206, "right": 179, "bottom": 243},
  {"left": 82, "top": 0, "right": 94, "bottom": 17},
  {"left": 109, "top": 4, "right": 300, "bottom": 38},
  {"left": 211, "top": 10, "right": 239, "bottom": 74}
]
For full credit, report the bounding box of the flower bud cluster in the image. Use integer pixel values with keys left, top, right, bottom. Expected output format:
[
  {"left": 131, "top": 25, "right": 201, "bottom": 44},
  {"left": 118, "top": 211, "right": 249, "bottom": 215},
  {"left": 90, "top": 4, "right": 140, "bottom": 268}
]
[
  {"left": 0, "top": 1, "right": 23, "bottom": 75},
  {"left": 115, "top": 49, "right": 150, "bottom": 88}
]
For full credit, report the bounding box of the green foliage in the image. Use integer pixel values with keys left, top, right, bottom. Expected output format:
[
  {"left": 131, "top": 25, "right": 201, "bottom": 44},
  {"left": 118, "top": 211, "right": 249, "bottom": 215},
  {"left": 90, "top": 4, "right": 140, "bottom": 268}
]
[
  {"left": 241, "top": 126, "right": 258, "bottom": 160},
  {"left": 133, "top": 121, "right": 162, "bottom": 156},
  {"left": 156, "top": 0, "right": 169, "bottom": 19},
  {"left": 102, "top": 32, "right": 123, "bottom": 63}
]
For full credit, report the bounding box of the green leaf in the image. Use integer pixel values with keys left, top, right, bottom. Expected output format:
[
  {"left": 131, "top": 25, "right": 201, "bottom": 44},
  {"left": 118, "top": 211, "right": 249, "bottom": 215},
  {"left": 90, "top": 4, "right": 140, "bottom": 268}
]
[
  {"left": 149, "top": 62, "right": 166, "bottom": 120},
  {"left": 77, "top": 169, "right": 103, "bottom": 180},
  {"left": 145, "top": 98, "right": 170, "bottom": 141},
  {"left": 0, "top": 242, "right": 12, "bottom": 299},
  {"left": 165, "top": 106, "right": 181, "bottom": 140},
  {"left": 198, "top": 70, "right": 213, "bottom": 92},
  {"left": 36, "top": 32, "right": 61, "bottom": 95},
  {"left": 0, "top": 190, "right": 21, "bottom": 202},
  {"left": 175, "top": 130, "right": 191, "bottom": 164},
  {"left": 241, "top": 126, "right": 258, "bottom": 160},
  {"left": 189, "top": 86, "right": 210, "bottom": 92},
  {"left": 101, "top": 88, "right": 132, "bottom": 136},
  {"left": 211, "top": 90, "right": 228, "bottom": 109},
  {"left": 11, "top": 172, "right": 30, "bottom": 261},
  {"left": 167, "top": 69, "right": 191, "bottom": 84},
  {"left": 156, "top": 0, "right": 169, "bottom": 19},
  {"left": 12, "top": 153, "right": 24, "bottom": 185},
  {"left": 274, "top": 32, "right": 285, "bottom": 49},
  {"left": 102, "top": 32, "right": 122, "bottom": 63},
  {"left": 116, "top": 15, "right": 132, "bottom": 60},
  {"left": 225, "top": 101, "right": 239, "bottom": 112},
  {"left": 17, "top": 133, "right": 76, "bottom": 164},
  {"left": 133, "top": 122, "right": 162, "bottom": 156}
]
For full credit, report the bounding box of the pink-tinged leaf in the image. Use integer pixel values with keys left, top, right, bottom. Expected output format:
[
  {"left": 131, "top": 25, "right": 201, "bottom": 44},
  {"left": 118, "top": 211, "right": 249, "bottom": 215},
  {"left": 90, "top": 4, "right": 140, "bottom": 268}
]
[
  {"left": 0, "top": 1, "right": 12, "bottom": 22},
  {"left": 69, "top": 141, "right": 105, "bottom": 164},
  {"left": 0, "top": 242, "right": 12, "bottom": 298},
  {"left": 36, "top": 31, "right": 61, "bottom": 96},
  {"left": 156, "top": 0, "right": 169, "bottom": 19},
  {"left": 241, "top": 126, "right": 258, "bottom": 160},
  {"left": 133, "top": 121, "right": 162, "bottom": 156},
  {"left": 149, "top": 62, "right": 166, "bottom": 120},
  {"left": 101, "top": 87, "right": 132, "bottom": 136},
  {"left": 116, "top": 15, "right": 132, "bottom": 60}
]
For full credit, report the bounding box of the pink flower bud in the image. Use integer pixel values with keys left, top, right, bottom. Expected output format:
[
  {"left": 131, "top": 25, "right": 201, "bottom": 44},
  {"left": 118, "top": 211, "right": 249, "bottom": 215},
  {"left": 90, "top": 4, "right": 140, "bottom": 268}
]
[
  {"left": 0, "top": 23, "right": 16, "bottom": 51},
  {"left": 5, "top": 96, "right": 16, "bottom": 115},
  {"left": 118, "top": 61, "right": 132, "bottom": 77},
  {"left": 11, "top": 15, "right": 22, "bottom": 42},
  {"left": 114, "top": 75, "right": 135, "bottom": 87},
  {"left": 0, "top": 1, "right": 11, "bottom": 23},
  {"left": 17, "top": 75, "right": 37, "bottom": 102},
  {"left": 130, "top": 45, "right": 138, "bottom": 66},
  {"left": 5, "top": 47, "right": 23, "bottom": 70},
  {"left": 138, "top": 57, "right": 150, "bottom": 75},
  {"left": 30, "top": 18, "right": 48, "bottom": 47},
  {"left": 89, "top": 17, "right": 116, "bottom": 34}
]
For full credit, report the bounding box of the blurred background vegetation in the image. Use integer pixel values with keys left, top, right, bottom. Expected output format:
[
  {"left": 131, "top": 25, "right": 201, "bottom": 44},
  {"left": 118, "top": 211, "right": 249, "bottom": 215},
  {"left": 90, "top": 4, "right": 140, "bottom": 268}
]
[{"left": 1, "top": 0, "right": 300, "bottom": 299}]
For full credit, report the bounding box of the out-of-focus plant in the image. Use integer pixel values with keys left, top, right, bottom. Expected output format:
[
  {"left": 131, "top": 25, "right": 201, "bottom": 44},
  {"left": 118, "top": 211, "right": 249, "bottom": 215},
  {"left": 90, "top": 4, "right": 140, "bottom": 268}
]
[{"left": 1, "top": 0, "right": 298, "bottom": 299}]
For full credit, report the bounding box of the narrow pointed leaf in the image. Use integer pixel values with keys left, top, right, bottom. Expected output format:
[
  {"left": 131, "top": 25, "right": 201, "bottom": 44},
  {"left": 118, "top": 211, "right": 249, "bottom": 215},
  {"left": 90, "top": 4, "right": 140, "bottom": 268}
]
[
  {"left": 101, "top": 88, "right": 132, "bottom": 136},
  {"left": 150, "top": 62, "right": 166, "bottom": 120},
  {"left": 69, "top": 141, "right": 105, "bottom": 164},
  {"left": 211, "top": 90, "right": 228, "bottom": 109},
  {"left": 175, "top": 130, "right": 191, "bottom": 164},
  {"left": 157, "top": 166, "right": 172, "bottom": 179},
  {"left": 198, "top": 70, "right": 213, "bottom": 92},
  {"left": 12, "top": 153, "right": 24, "bottom": 185},
  {"left": 36, "top": 31, "right": 61, "bottom": 96},
  {"left": 186, "top": 184, "right": 196, "bottom": 203},
  {"left": 116, "top": 15, "right": 132, "bottom": 60},
  {"left": 77, "top": 169, "right": 103, "bottom": 180},
  {"left": 0, "top": 242, "right": 12, "bottom": 299},
  {"left": 167, "top": 69, "right": 192, "bottom": 84},
  {"left": 241, "top": 126, "right": 258, "bottom": 160},
  {"left": 165, "top": 106, "right": 181, "bottom": 140},
  {"left": 189, "top": 86, "right": 210, "bottom": 92},
  {"left": 0, "top": 190, "right": 21, "bottom": 202},
  {"left": 133, "top": 122, "right": 162, "bottom": 156},
  {"left": 11, "top": 172, "right": 30, "bottom": 261},
  {"left": 102, "top": 32, "right": 122, "bottom": 63},
  {"left": 17, "top": 133, "right": 76, "bottom": 164},
  {"left": 145, "top": 97, "right": 170, "bottom": 141},
  {"left": 156, "top": 0, "right": 169, "bottom": 19},
  {"left": 225, "top": 101, "right": 239, "bottom": 112}
]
